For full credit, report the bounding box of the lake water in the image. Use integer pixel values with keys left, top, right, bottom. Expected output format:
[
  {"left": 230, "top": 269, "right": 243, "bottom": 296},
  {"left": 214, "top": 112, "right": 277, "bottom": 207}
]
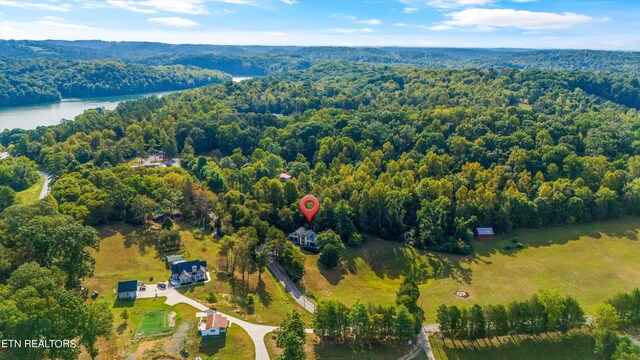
[{"left": 0, "top": 76, "right": 252, "bottom": 131}]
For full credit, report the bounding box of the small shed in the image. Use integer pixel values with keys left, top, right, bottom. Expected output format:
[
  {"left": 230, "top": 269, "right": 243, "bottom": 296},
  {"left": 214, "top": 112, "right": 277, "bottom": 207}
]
[
  {"left": 475, "top": 227, "right": 495, "bottom": 239},
  {"left": 117, "top": 280, "right": 138, "bottom": 299}
]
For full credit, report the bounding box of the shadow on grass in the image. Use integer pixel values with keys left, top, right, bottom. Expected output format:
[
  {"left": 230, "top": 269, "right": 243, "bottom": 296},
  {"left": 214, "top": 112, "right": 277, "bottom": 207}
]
[
  {"left": 198, "top": 334, "right": 227, "bottom": 356},
  {"left": 113, "top": 299, "right": 136, "bottom": 308}
]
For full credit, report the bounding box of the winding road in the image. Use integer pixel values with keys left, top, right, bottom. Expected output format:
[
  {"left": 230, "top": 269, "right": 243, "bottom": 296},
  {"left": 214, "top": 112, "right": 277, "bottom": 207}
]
[{"left": 38, "top": 171, "right": 52, "bottom": 199}]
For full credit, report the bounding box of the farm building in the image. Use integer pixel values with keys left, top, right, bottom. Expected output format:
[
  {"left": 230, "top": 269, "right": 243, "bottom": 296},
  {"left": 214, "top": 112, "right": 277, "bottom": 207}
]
[
  {"left": 198, "top": 313, "right": 228, "bottom": 337},
  {"left": 475, "top": 227, "right": 495, "bottom": 239},
  {"left": 117, "top": 280, "right": 138, "bottom": 299}
]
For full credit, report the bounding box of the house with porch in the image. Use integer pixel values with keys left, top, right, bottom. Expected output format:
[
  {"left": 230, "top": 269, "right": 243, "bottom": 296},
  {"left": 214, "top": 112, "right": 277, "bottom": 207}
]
[
  {"left": 170, "top": 260, "right": 207, "bottom": 286},
  {"left": 198, "top": 313, "right": 228, "bottom": 337}
]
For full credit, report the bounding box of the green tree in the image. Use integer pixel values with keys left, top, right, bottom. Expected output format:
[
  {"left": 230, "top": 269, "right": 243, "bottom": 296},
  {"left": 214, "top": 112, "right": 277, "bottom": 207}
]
[
  {"left": 81, "top": 301, "right": 114, "bottom": 360},
  {"left": 276, "top": 310, "right": 306, "bottom": 360},
  {"left": 316, "top": 230, "right": 345, "bottom": 268}
]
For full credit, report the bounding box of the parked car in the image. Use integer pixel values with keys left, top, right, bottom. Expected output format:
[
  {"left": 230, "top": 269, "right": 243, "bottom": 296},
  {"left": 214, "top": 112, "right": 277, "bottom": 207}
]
[
  {"left": 157, "top": 282, "right": 167, "bottom": 289},
  {"left": 139, "top": 284, "right": 146, "bottom": 291},
  {"left": 91, "top": 291, "right": 99, "bottom": 299}
]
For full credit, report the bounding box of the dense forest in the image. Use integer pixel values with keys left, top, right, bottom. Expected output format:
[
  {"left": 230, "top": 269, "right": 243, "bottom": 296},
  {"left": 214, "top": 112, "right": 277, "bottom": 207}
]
[
  {"left": 0, "top": 58, "right": 230, "bottom": 107},
  {"left": 3, "top": 40, "right": 640, "bottom": 74},
  {"left": 2, "top": 63, "right": 639, "bottom": 256}
]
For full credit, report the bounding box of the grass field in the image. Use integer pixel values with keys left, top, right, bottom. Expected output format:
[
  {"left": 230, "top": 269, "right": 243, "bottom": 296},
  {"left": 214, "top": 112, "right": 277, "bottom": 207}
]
[
  {"left": 86, "top": 222, "right": 311, "bottom": 324},
  {"left": 430, "top": 330, "right": 596, "bottom": 360},
  {"left": 197, "top": 325, "right": 255, "bottom": 360},
  {"left": 137, "top": 309, "right": 171, "bottom": 337},
  {"left": 303, "top": 217, "right": 640, "bottom": 322},
  {"left": 16, "top": 175, "right": 45, "bottom": 203},
  {"left": 264, "top": 332, "right": 424, "bottom": 360}
]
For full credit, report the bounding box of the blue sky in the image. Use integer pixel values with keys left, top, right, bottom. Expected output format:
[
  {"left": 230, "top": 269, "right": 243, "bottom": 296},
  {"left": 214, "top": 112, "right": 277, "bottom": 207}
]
[{"left": 1, "top": 0, "right": 638, "bottom": 50}]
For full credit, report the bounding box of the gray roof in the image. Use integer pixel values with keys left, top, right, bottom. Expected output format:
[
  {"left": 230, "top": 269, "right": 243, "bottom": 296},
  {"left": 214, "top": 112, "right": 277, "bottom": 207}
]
[
  {"left": 476, "top": 228, "right": 495, "bottom": 235},
  {"left": 118, "top": 280, "right": 138, "bottom": 293}
]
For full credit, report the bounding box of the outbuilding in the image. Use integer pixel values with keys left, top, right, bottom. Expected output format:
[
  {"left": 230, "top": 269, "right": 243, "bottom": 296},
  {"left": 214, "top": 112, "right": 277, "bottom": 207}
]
[
  {"left": 117, "top": 280, "right": 138, "bottom": 299},
  {"left": 475, "top": 227, "right": 495, "bottom": 239}
]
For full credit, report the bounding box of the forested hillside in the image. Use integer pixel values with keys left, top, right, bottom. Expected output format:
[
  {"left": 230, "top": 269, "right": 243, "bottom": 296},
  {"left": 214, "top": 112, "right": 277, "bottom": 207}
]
[
  {"left": 2, "top": 64, "right": 639, "bottom": 254},
  {"left": 0, "top": 58, "right": 230, "bottom": 107},
  {"left": 2, "top": 40, "right": 640, "bottom": 73}
]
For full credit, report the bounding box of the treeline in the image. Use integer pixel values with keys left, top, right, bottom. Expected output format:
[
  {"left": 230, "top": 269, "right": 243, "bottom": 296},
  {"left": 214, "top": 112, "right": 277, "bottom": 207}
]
[
  {"left": 313, "top": 278, "right": 423, "bottom": 344},
  {"left": 607, "top": 288, "right": 640, "bottom": 328},
  {"left": 3, "top": 40, "right": 640, "bottom": 73},
  {"left": 2, "top": 64, "right": 639, "bottom": 255},
  {"left": 0, "top": 200, "right": 114, "bottom": 359},
  {"left": 437, "top": 289, "right": 584, "bottom": 341},
  {"left": 0, "top": 58, "right": 230, "bottom": 107},
  {"left": 0, "top": 156, "right": 40, "bottom": 212}
]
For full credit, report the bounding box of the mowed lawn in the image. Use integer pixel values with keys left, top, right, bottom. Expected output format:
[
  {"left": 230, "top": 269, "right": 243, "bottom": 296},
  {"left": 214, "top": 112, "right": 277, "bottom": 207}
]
[
  {"left": 16, "top": 174, "right": 45, "bottom": 204},
  {"left": 430, "top": 331, "right": 596, "bottom": 360},
  {"left": 303, "top": 217, "right": 640, "bottom": 322}
]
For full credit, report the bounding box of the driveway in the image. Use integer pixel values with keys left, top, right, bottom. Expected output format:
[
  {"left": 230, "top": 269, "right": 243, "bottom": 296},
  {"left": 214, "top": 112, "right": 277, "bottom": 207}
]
[
  {"left": 38, "top": 171, "right": 52, "bottom": 199},
  {"left": 268, "top": 258, "right": 315, "bottom": 313},
  {"left": 137, "top": 284, "right": 276, "bottom": 360}
]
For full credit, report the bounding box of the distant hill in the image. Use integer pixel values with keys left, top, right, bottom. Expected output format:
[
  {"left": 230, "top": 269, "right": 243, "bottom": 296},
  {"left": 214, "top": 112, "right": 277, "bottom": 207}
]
[{"left": 2, "top": 40, "right": 639, "bottom": 73}]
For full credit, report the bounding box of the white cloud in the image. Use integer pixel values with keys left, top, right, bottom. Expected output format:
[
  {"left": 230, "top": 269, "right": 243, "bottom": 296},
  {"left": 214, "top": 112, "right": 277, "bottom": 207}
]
[
  {"left": 355, "top": 18, "right": 382, "bottom": 25},
  {"left": 403, "top": 7, "right": 418, "bottom": 13},
  {"left": 35, "top": 16, "right": 92, "bottom": 29},
  {"left": 329, "top": 27, "right": 374, "bottom": 34},
  {"left": 426, "top": 0, "right": 496, "bottom": 9},
  {"left": 393, "top": 22, "right": 407, "bottom": 27},
  {"left": 281, "top": 0, "right": 296, "bottom": 4},
  {"left": 106, "top": 0, "right": 156, "bottom": 13},
  {"left": 0, "top": 0, "right": 70, "bottom": 12},
  {"left": 148, "top": 17, "right": 200, "bottom": 27},
  {"left": 432, "top": 8, "right": 601, "bottom": 30},
  {"left": 104, "top": 0, "right": 209, "bottom": 15}
]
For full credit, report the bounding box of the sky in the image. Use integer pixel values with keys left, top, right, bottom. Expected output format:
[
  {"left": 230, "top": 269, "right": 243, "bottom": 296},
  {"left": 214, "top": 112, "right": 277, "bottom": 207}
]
[{"left": 1, "top": 0, "right": 639, "bottom": 50}]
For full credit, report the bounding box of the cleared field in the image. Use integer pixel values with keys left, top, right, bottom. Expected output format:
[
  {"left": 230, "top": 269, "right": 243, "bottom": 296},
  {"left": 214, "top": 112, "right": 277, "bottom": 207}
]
[
  {"left": 430, "top": 331, "right": 596, "bottom": 360},
  {"left": 86, "top": 222, "right": 310, "bottom": 325},
  {"left": 303, "top": 217, "right": 640, "bottom": 322},
  {"left": 16, "top": 174, "right": 45, "bottom": 203}
]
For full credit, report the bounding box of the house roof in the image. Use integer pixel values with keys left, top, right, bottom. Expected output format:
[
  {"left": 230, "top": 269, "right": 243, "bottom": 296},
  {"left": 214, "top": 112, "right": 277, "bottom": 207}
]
[
  {"left": 292, "top": 227, "right": 306, "bottom": 236},
  {"left": 304, "top": 229, "right": 316, "bottom": 237},
  {"left": 171, "top": 260, "right": 207, "bottom": 276},
  {"left": 279, "top": 173, "right": 292, "bottom": 180},
  {"left": 476, "top": 227, "right": 495, "bottom": 235},
  {"left": 117, "top": 280, "right": 138, "bottom": 293},
  {"left": 205, "top": 313, "right": 228, "bottom": 330},
  {"left": 166, "top": 254, "right": 185, "bottom": 263}
]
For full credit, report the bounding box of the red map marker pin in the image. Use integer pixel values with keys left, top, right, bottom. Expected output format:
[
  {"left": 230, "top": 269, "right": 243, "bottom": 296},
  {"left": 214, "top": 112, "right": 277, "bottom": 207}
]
[{"left": 299, "top": 195, "right": 320, "bottom": 223}]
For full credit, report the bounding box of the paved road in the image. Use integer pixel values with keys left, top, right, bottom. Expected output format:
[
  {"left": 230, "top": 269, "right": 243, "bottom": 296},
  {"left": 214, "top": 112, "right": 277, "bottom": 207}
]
[
  {"left": 419, "top": 325, "right": 439, "bottom": 360},
  {"left": 268, "top": 258, "right": 315, "bottom": 313},
  {"left": 137, "top": 284, "right": 276, "bottom": 360},
  {"left": 38, "top": 171, "right": 52, "bottom": 199}
]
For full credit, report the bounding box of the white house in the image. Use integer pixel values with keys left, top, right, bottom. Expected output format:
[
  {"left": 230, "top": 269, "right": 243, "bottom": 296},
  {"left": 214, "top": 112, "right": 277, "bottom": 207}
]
[
  {"left": 288, "top": 227, "right": 318, "bottom": 248},
  {"left": 170, "top": 260, "right": 207, "bottom": 286},
  {"left": 117, "top": 280, "right": 138, "bottom": 299},
  {"left": 198, "top": 313, "right": 228, "bottom": 337}
]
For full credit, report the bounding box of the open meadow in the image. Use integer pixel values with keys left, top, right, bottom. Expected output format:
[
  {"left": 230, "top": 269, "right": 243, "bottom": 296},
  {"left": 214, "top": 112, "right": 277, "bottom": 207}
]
[
  {"left": 303, "top": 217, "right": 640, "bottom": 322},
  {"left": 430, "top": 330, "right": 596, "bottom": 360}
]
